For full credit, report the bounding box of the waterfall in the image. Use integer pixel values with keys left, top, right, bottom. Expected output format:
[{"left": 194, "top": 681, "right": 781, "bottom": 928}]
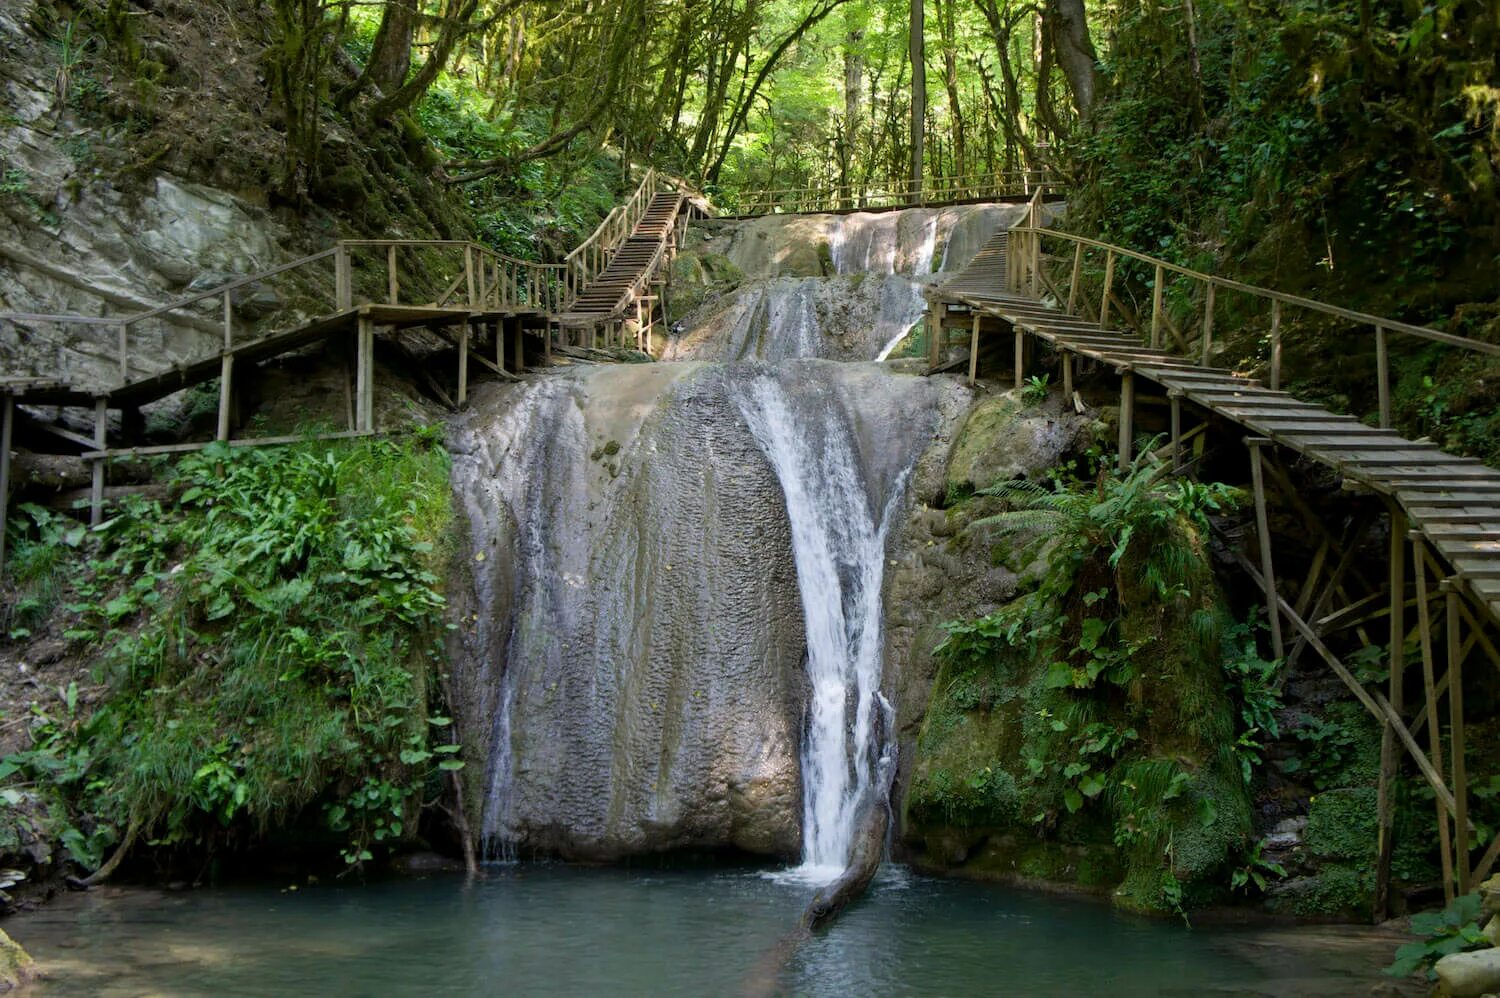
[{"left": 733, "top": 372, "right": 906, "bottom": 880}]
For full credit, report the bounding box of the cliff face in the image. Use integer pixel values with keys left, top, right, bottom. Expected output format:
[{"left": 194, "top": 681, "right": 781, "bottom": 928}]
[{"left": 0, "top": 0, "right": 466, "bottom": 394}]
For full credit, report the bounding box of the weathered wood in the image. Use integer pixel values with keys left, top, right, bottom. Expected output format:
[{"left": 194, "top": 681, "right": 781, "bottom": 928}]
[
  {"left": 357, "top": 317, "right": 374, "bottom": 432},
  {"left": 1099, "top": 250, "right": 1115, "bottom": 331},
  {"left": 1414, "top": 535, "right": 1457, "bottom": 903},
  {"left": 1376, "top": 325, "right": 1392, "bottom": 429},
  {"left": 1247, "top": 439, "right": 1285, "bottom": 660},
  {"left": 458, "top": 324, "right": 469, "bottom": 406},
  {"left": 1118, "top": 372, "right": 1135, "bottom": 473},
  {"left": 1170, "top": 394, "right": 1183, "bottom": 472},
  {"left": 1066, "top": 242, "right": 1083, "bottom": 314},
  {"left": 388, "top": 245, "right": 399, "bottom": 305},
  {"left": 1375, "top": 508, "right": 1407, "bottom": 920},
  {"left": 1449, "top": 585, "right": 1470, "bottom": 895},
  {"left": 216, "top": 355, "right": 234, "bottom": 442},
  {"left": 1199, "top": 282, "right": 1216, "bottom": 366},
  {"left": 1013, "top": 326, "right": 1024, "bottom": 390},
  {"left": 968, "top": 313, "right": 981, "bottom": 386},
  {"left": 89, "top": 398, "right": 106, "bottom": 527},
  {"left": 1269, "top": 300, "right": 1283, "bottom": 391}
]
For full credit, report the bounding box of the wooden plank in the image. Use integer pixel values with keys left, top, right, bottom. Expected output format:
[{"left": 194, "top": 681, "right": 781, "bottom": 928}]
[
  {"left": 89, "top": 398, "right": 106, "bottom": 527},
  {"left": 1450, "top": 586, "right": 1471, "bottom": 894},
  {"left": 1376, "top": 508, "right": 1407, "bottom": 919},
  {"left": 1249, "top": 439, "right": 1285, "bottom": 659},
  {"left": 1414, "top": 536, "right": 1457, "bottom": 903}
]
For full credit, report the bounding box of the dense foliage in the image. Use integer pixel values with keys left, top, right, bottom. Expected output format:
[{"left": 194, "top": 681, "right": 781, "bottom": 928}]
[
  {"left": 0, "top": 436, "right": 460, "bottom": 876},
  {"left": 909, "top": 455, "right": 1282, "bottom": 914}
]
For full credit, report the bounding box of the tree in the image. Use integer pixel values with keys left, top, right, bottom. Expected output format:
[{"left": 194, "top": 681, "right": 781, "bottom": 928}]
[{"left": 909, "top": 0, "right": 925, "bottom": 199}]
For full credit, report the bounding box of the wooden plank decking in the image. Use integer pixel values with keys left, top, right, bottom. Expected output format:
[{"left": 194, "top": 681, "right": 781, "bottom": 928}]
[
  {"left": 556, "top": 191, "right": 685, "bottom": 328},
  {"left": 935, "top": 281, "right": 1500, "bottom": 627}
]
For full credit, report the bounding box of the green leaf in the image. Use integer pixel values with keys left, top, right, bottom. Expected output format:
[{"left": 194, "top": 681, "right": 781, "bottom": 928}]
[
  {"left": 438, "top": 759, "right": 465, "bottom": 771},
  {"left": 1063, "top": 788, "right": 1084, "bottom": 813}
]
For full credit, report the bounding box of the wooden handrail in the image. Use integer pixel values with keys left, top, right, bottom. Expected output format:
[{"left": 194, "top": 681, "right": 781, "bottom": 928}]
[{"left": 1014, "top": 227, "right": 1500, "bottom": 358}]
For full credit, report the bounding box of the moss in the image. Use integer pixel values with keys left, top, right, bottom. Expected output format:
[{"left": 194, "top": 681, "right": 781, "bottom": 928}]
[
  {"left": 1269, "top": 865, "right": 1373, "bottom": 919},
  {"left": 1305, "top": 787, "right": 1378, "bottom": 862},
  {"left": 0, "top": 929, "right": 38, "bottom": 991}
]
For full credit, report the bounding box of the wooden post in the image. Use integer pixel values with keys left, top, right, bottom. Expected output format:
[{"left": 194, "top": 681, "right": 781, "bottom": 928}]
[
  {"left": 1118, "top": 371, "right": 1135, "bottom": 473},
  {"left": 1413, "top": 536, "right": 1456, "bottom": 904},
  {"left": 1014, "top": 327, "right": 1025, "bottom": 391},
  {"left": 1066, "top": 242, "right": 1083, "bottom": 314},
  {"left": 118, "top": 321, "right": 130, "bottom": 381},
  {"left": 968, "top": 313, "right": 981, "bottom": 386},
  {"left": 1269, "top": 300, "right": 1283, "bottom": 391},
  {"left": 929, "top": 302, "right": 946, "bottom": 368},
  {"left": 1170, "top": 394, "right": 1183, "bottom": 472},
  {"left": 457, "top": 323, "right": 469, "bottom": 406},
  {"left": 1150, "top": 264, "right": 1164, "bottom": 350},
  {"left": 512, "top": 319, "right": 524, "bottom": 373},
  {"left": 1028, "top": 231, "right": 1040, "bottom": 298},
  {"left": 1449, "top": 583, "right": 1470, "bottom": 895},
  {"left": 465, "top": 245, "right": 477, "bottom": 308},
  {"left": 1375, "top": 508, "right": 1408, "bottom": 920},
  {"left": 1376, "top": 325, "right": 1392, "bottom": 429},
  {"left": 1247, "top": 438, "right": 1285, "bottom": 660},
  {"left": 216, "top": 355, "right": 234, "bottom": 441},
  {"left": 1062, "top": 353, "right": 1073, "bottom": 400},
  {"left": 1099, "top": 250, "right": 1115, "bottom": 330},
  {"left": 1199, "top": 282, "right": 1217, "bottom": 366},
  {"left": 544, "top": 321, "right": 553, "bottom": 365},
  {"left": 90, "top": 397, "right": 106, "bottom": 527},
  {"left": 335, "top": 245, "right": 352, "bottom": 310},
  {"left": 388, "top": 245, "right": 399, "bottom": 305},
  {"left": 496, "top": 319, "right": 507, "bottom": 374},
  {"left": 0, "top": 394, "right": 13, "bottom": 576},
  {"left": 356, "top": 316, "right": 374, "bottom": 432}
]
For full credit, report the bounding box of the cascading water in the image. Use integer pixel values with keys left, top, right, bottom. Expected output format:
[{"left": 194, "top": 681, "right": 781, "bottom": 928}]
[{"left": 732, "top": 373, "right": 908, "bottom": 878}]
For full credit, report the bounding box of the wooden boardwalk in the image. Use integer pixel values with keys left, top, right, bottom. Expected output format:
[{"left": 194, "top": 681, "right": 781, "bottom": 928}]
[
  {"left": 931, "top": 195, "right": 1500, "bottom": 911},
  {"left": 556, "top": 190, "right": 686, "bottom": 342}
]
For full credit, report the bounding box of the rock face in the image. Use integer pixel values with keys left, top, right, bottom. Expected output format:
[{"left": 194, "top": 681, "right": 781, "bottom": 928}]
[
  {"left": 944, "top": 392, "right": 1095, "bottom": 495},
  {"left": 447, "top": 360, "right": 942, "bottom": 860},
  {"left": 0, "top": 928, "right": 38, "bottom": 991},
  {"left": 665, "top": 204, "right": 1028, "bottom": 366}
]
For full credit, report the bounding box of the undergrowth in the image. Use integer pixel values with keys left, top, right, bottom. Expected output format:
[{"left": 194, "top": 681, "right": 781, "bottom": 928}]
[
  {"left": 910, "top": 454, "right": 1282, "bottom": 914},
  {"left": 0, "top": 431, "right": 461, "bottom": 875}
]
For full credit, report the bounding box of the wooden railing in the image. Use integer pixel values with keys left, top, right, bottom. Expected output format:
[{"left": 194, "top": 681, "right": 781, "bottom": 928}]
[
  {"left": 563, "top": 168, "right": 668, "bottom": 302},
  {"left": 726, "top": 170, "right": 1055, "bottom": 215},
  {"left": 0, "top": 238, "right": 568, "bottom": 390},
  {"left": 1006, "top": 198, "right": 1500, "bottom": 425}
]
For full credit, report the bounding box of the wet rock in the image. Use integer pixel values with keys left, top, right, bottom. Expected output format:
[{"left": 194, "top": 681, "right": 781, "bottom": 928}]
[
  {"left": 945, "top": 391, "right": 1091, "bottom": 494},
  {"left": 0, "top": 928, "right": 39, "bottom": 991},
  {"left": 448, "top": 360, "right": 941, "bottom": 861},
  {"left": 1434, "top": 948, "right": 1500, "bottom": 997}
]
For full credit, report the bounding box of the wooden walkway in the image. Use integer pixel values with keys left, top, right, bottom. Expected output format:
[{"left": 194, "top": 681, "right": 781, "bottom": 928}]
[
  {"left": 931, "top": 193, "right": 1500, "bottom": 912},
  {"left": 556, "top": 190, "right": 686, "bottom": 342}
]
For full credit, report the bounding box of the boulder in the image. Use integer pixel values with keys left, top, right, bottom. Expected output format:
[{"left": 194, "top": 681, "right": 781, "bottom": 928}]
[
  {"left": 945, "top": 391, "right": 1092, "bottom": 495},
  {"left": 0, "top": 929, "right": 38, "bottom": 991},
  {"left": 1434, "top": 948, "right": 1500, "bottom": 997}
]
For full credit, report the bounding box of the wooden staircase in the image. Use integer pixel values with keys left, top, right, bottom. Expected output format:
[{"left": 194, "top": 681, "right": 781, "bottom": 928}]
[{"left": 556, "top": 190, "right": 686, "bottom": 346}]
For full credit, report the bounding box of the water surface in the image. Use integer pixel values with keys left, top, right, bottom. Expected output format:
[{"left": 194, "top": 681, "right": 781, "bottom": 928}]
[{"left": 14, "top": 866, "right": 1404, "bottom": 996}]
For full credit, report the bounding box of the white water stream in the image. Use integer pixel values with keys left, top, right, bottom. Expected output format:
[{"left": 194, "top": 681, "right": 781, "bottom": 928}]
[{"left": 734, "top": 375, "right": 904, "bottom": 881}]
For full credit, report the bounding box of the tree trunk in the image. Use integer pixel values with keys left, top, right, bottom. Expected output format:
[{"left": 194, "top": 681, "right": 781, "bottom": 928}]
[
  {"left": 367, "top": 0, "right": 418, "bottom": 95},
  {"left": 1044, "top": 0, "right": 1098, "bottom": 122},
  {"left": 909, "top": 0, "right": 925, "bottom": 200}
]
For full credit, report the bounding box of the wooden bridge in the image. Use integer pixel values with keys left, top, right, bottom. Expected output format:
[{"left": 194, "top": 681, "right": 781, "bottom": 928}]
[{"left": 932, "top": 189, "right": 1500, "bottom": 917}]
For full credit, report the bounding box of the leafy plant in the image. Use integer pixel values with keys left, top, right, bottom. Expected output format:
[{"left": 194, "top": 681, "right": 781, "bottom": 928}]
[
  {"left": 1021, "top": 374, "right": 1051, "bottom": 406},
  {"left": 1386, "top": 892, "right": 1491, "bottom": 981}
]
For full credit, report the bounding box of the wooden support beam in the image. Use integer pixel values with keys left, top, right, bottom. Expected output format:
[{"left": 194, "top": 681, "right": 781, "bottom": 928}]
[
  {"left": 496, "top": 320, "right": 506, "bottom": 375},
  {"left": 1066, "top": 242, "right": 1083, "bottom": 314},
  {"left": 1449, "top": 584, "right": 1471, "bottom": 895},
  {"left": 1170, "top": 394, "right": 1183, "bottom": 473},
  {"left": 458, "top": 323, "right": 469, "bottom": 406},
  {"left": 1013, "top": 326, "right": 1024, "bottom": 391},
  {"left": 1062, "top": 353, "right": 1073, "bottom": 400},
  {"left": 1413, "top": 535, "right": 1457, "bottom": 904},
  {"left": 1150, "top": 263, "right": 1164, "bottom": 349},
  {"left": 513, "top": 320, "right": 524, "bottom": 373},
  {"left": 1118, "top": 371, "right": 1135, "bottom": 473},
  {"left": 216, "top": 355, "right": 234, "bottom": 442},
  {"left": 1269, "top": 300, "right": 1283, "bottom": 392},
  {"left": 90, "top": 398, "right": 106, "bottom": 527},
  {"left": 1376, "top": 325, "right": 1392, "bottom": 429},
  {"left": 1200, "top": 283, "right": 1217, "bottom": 367},
  {"left": 1375, "top": 508, "right": 1407, "bottom": 920},
  {"left": 357, "top": 316, "right": 374, "bottom": 433},
  {"left": 968, "top": 313, "right": 981, "bottom": 386},
  {"left": 1099, "top": 251, "right": 1115, "bottom": 331},
  {"left": 388, "top": 245, "right": 399, "bottom": 305},
  {"left": 1248, "top": 438, "right": 1285, "bottom": 660}
]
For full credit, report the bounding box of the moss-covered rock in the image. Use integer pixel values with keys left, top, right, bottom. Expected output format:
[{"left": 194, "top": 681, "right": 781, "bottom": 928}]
[
  {"left": 1304, "top": 787, "right": 1378, "bottom": 862},
  {"left": 0, "top": 929, "right": 38, "bottom": 991},
  {"left": 944, "top": 393, "right": 1093, "bottom": 496}
]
